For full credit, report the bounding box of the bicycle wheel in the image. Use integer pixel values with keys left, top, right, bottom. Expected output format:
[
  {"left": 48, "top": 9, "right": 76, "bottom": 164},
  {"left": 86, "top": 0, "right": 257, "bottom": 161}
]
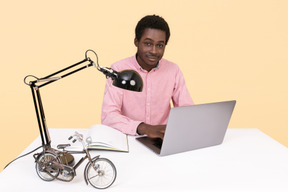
[
  {"left": 35, "top": 152, "right": 60, "bottom": 181},
  {"left": 85, "top": 158, "right": 117, "bottom": 189}
]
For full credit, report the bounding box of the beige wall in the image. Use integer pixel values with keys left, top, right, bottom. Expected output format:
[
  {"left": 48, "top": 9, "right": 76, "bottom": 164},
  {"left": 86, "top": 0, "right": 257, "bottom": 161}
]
[{"left": 1, "top": 0, "right": 287, "bottom": 171}]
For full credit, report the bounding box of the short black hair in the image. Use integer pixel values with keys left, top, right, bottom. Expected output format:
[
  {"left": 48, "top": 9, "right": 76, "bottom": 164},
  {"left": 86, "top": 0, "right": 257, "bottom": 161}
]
[{"left": 135, "top": 15, "right": 170, "bottom": 45}]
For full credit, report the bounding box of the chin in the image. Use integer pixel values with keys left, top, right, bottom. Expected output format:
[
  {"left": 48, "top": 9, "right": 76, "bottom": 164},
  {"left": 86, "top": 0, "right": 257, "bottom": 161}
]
[{"left": 146, "top": 60, "right": 159, "bottom": 66}]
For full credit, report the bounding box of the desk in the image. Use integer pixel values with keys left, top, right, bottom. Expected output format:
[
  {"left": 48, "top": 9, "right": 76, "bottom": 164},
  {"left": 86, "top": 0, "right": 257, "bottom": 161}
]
[{"left": 1, "top": 128, "right": 288, "bottom": 192}]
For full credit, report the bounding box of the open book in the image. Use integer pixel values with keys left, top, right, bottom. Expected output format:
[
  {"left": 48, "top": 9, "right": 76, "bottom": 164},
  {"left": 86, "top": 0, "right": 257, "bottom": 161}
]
[{"left": 86, "top": 124, "right": 129, "bottom": 152}]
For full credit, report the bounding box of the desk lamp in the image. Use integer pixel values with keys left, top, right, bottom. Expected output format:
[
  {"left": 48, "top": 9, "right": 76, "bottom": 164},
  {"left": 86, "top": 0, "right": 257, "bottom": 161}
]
[{"left": 24, "top": 50, "right": 143, "bottom": 165}]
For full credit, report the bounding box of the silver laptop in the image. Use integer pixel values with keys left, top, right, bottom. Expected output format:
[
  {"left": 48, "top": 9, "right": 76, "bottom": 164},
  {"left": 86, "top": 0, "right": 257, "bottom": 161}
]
[{"left": 136, "top": 100, "right": 236, "bottom": 156}]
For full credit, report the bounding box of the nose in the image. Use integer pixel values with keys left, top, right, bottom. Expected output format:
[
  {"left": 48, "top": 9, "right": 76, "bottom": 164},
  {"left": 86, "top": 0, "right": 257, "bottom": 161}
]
[{"left": 149, "top": 45, "right": 157, "bottom": 55}]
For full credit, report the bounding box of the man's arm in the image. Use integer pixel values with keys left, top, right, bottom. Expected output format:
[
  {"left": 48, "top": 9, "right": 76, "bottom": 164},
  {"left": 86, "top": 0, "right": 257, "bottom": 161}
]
[
  {"left": 101, "top": 78, "right": 143, "bottom": 135},
  {"left": 102, "top": 78, "right": 166, "bottom": 139},
  {"left": 172, "top": 66, "right": 194, "bottom": 107},
  {"left": 137, "top": 123, "right": 166, "bottom": 139}
]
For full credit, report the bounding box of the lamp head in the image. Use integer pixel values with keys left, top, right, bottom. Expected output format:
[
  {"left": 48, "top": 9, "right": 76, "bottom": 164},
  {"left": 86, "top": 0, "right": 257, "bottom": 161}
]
[
  {"left": 112, "top": 70, "right": 143, "bottom": 92},
  {"left": 98, "top": 66, "right": 143, "bottom": 92},
  {"left": 86, "top": 49, "right": 143, "bottom": 92}
]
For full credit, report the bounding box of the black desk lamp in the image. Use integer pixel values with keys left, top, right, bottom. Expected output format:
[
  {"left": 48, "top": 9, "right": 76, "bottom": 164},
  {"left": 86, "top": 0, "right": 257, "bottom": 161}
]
[{"left": 24, "top": 50, "right": 143, "bottom": 164}]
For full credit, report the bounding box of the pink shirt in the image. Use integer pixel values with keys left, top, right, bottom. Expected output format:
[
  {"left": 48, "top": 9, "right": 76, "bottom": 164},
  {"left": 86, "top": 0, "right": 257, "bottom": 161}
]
[{"left": 101, "top": 55, "right": 194, "bottom": 135}]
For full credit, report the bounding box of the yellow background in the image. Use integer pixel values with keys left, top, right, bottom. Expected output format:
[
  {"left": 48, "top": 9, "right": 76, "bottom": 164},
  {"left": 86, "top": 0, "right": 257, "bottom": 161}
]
[{"left": 1, "top": 0, "right": 287, "bottom": 171}]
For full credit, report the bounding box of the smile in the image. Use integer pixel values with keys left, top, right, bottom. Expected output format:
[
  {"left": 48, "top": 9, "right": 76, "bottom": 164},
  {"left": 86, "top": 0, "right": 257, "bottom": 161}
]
[{"left": 147, "top": 56, "right": 158, "bottom": 62}]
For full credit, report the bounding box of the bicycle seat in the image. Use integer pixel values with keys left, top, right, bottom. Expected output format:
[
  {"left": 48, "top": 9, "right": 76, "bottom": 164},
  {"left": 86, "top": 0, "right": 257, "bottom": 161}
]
[{"left": 57, "top": 144, "right": 71, "bottom": 149}]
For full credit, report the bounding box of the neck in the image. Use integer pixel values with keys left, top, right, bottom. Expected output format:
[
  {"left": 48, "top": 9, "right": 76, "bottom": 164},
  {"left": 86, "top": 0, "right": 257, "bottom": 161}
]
[{"left": 136, "top": 54, "right": 158, "bottom": 72}]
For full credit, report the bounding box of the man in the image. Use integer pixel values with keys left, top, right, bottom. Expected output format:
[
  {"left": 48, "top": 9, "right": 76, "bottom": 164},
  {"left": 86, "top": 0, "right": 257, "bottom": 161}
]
[{"left": 101, "top": 15, "right": 193, "bottom": 139}]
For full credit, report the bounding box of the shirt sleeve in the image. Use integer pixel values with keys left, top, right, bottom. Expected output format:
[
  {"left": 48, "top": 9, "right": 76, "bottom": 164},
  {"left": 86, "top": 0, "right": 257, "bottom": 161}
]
[
  {"left": 172, "top": 66, "right": 194, "bottom": 107},
  {"left": 101, "top": 78, "right": 142, "bottom": 136}
]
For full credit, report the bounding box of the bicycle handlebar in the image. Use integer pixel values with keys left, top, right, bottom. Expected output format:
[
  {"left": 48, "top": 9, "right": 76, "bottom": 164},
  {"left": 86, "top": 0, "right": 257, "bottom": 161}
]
[{"left": 68, "top": 131, "right": 86, "bottom": 149}]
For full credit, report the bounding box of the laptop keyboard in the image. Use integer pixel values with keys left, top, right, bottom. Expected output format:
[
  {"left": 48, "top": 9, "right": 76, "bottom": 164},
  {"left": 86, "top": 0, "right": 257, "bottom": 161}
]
[{"left": 152, "top": 138, "right": 163, "bottom": 149}]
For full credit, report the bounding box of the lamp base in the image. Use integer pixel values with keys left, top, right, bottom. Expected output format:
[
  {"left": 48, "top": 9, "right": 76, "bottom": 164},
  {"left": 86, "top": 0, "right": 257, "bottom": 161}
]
[{"left": 60, "top": 153, "right": 75, "bottom": 166}]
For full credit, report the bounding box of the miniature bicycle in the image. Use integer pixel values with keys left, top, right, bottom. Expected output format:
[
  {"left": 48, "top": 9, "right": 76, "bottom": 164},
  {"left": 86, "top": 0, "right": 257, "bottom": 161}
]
[{"left": 33, "top": 132, "right": 117, "bottom": 189}]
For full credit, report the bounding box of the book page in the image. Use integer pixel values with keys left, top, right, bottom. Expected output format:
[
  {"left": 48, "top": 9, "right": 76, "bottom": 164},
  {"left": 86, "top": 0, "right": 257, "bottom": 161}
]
[{"left": 87, "top": 124, "right": 129, "bottom": 152}]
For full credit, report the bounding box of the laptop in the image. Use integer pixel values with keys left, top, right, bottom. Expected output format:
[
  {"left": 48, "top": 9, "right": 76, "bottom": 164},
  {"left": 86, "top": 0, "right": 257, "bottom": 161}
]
[{"left": 136, "top": 100, "right": 236, "bottom": 156}]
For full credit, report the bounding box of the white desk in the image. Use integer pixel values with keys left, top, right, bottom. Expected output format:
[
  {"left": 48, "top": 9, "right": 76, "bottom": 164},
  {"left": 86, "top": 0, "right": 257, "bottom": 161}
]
[{"left": 1, "top": 128, "right": 288, "bottom": 192}]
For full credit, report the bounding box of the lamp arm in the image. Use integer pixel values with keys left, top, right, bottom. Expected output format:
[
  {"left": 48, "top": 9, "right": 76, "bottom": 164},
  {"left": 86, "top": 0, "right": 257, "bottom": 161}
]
[
  {"left": 41, "top": 58, "right": 88, "bottom": 80},
  {"left": 24, "top": 49, "right": 143, "bottom": 147},
  {"left": 25, "top": 58, "right": 92, "bottom": 88},
  {"left": 24, "top": 49, "right": 100, "bottom": 88},
  {"left": 37, "top": 60, "right": 93, "bottom": 88},
  {"left": 24, "top": 50, "right": 98, "bottom": 147}
]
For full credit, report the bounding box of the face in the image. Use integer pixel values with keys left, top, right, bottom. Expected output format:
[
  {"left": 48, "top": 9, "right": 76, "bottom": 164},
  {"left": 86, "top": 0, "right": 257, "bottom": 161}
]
[{"left": 134, "top": 28, "right": 166, "bottom": 71}]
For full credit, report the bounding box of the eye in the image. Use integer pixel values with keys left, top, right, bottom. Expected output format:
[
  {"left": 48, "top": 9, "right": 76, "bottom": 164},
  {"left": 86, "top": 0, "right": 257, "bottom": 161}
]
[
  {"left": 144, "top": 42, "right": 152, "bottom": 46},
  {"left": 157, "top": 44, "right": 164, "bottom": 48}
]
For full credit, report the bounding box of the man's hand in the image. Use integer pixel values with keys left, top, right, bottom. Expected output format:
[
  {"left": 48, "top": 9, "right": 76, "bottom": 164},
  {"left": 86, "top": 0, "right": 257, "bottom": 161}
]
[{"left": 137, "top": 123, "right": 166, "bottom": 139}]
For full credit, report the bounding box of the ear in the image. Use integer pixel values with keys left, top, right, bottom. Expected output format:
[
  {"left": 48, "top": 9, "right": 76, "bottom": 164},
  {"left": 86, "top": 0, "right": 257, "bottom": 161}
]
[{"left": 134, "top": 38, "right": 139, "bottom": 47}]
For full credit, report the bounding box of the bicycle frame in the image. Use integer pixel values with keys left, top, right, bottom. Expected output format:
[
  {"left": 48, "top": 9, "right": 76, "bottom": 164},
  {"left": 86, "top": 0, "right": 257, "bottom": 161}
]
[
  {"left": 34, "top": 144, "right": 99, "bottom": 178},
  {"left": 34, "top": 131, "right": 117, "bottom": 189},
  {"left": 63, "top": 147, "right": 99, "bottom": 172}
]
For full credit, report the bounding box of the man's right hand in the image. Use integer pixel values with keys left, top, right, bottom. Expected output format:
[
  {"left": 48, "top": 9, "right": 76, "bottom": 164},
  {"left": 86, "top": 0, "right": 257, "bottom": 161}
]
[{"left": 137, "top": 123, "right": 166, "bottom": 139}]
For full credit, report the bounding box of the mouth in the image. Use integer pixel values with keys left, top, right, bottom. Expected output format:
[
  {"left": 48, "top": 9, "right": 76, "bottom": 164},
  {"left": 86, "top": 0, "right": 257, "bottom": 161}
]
[{"left": 147, "top": 55, "right": 158, "bottom": 63}]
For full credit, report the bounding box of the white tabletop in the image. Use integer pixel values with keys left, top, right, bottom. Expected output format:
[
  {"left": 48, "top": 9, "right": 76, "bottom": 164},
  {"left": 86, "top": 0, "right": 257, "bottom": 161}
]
[{"left": 1, "top": 128, "right": 288, "bottom": 192}]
